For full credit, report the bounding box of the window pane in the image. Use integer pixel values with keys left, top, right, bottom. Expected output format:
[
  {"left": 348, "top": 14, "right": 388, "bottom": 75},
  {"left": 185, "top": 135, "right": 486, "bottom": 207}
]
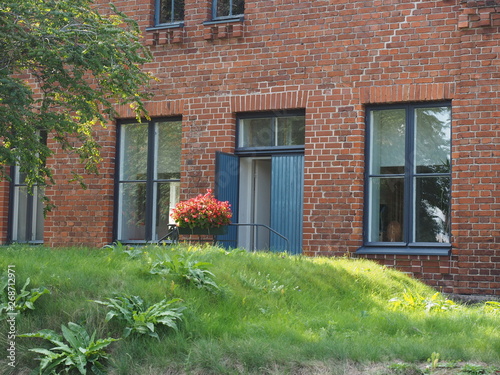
[
  {"left": 233, "top": 0, "right": 244, "bottom": 15},
  {"left": 33, "top": 187, "right": 44, "bottom": 242},
  {"left": 239, "top": 118, "right": 274, "bottom": 147},
  {"left": 414, "top": 176, "right": 450, "bottom": 243},
  {"left": 118, "top": 183, "right": 147, "bottom": 241},
  {"left": 154, "top": 181, "right": 180, "bottom": 240},
  {"left": 370, "top": 109, "right": 406, "bottom": 175},
  {"left": 120, "top": 123, "right": 148, "bottom": 181},
  {"left": 12, "top": 186, "right": 44, "bottom": 242},
  {"left": 277, "top": 116, "right": 305, "bottom": 146},
  {"left": 216, "top": 0, "right": 230, "bottom": 17},
  {"left": 368, "top": 177, "right": 405, "bottom": 242},
  {"left": 156, "top": 121, "right": 182, "bottom": 180},
  {"left": 13, "top": 186, "right": 28, "bottom": 242},
  {"left": 159, "top": 0, "right": 184, "bottom": 23},
  {"left": 415, "top": 107, "right": 451, "bottom": 173}
]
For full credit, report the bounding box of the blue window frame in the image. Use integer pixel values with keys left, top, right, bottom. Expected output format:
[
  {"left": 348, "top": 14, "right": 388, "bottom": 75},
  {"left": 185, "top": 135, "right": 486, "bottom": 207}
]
[
  {"left": 154, "top": 0, "right": 184, "bottom": 27},
  {"left": 357, "top": 102, "right": 452, "bottom": 256},
  {"left": 212, "top": 0, "right": 244, "bottom": 21}
]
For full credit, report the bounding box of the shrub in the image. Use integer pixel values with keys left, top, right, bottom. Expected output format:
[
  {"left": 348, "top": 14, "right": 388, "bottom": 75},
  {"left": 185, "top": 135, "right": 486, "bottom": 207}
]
[
  {"left": 0, "top": 276, "right": 50, "bottom": 319},
  {"left": 19, "top": 322, "right": 119, "bottom": 374},
  {"left": 149, "top": 252, "right": 220, "bottom": 293},
  {"left": 93, "top": 294, "right": 185, "bottom": 339}
]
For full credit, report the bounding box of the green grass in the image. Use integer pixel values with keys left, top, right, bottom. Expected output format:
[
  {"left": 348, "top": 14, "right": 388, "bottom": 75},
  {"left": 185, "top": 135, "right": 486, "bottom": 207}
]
[{"left": 1, "top": 244, "right": 499, "bottom": 374}]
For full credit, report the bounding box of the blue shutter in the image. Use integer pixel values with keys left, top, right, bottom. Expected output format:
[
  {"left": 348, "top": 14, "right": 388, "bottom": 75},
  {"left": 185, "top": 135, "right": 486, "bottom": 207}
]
[
  {"left": 270, "top": 154, "right": 304, "bottom": 254},
  {"left": 215, "top": 152, "right": 239, "bottom": 249}
]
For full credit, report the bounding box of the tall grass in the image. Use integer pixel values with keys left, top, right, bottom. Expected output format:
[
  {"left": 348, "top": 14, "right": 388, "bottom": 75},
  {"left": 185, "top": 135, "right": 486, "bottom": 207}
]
[{"left": 1, "top": 244, "right": 499, "bottom": 374}]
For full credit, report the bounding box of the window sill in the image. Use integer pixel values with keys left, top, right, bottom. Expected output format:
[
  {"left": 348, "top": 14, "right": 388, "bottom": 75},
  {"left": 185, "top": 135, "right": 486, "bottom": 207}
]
[
  {"left": 203, "top": 17, "right": 244, "bottom": 40},
  {"left": 145, "top": 23, "right": 184, "bottom": 46},
  {"left": 356, "top": 245, "right": 451, "bottom": 256},
  {"left": 146, "top": 22, "right": 184, "bottom": 31}
]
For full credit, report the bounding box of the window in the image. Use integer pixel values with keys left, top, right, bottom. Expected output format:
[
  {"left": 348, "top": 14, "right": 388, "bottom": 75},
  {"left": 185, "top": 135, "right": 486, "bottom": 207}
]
[
  {"left": 9, "top": 132, "right": 46, "bottom": 244},
  {"left": 154, "top": 0, "right": 184, "bottom": 26},
  {"left": 212, "top": 0, "right": 244, "bottom": 21},
  {"left": 358, "top": 103, "right": 451, "bottom": 255},
  {"left": 9, "top": 168, "right": 45, "bottom": 244},
  {"left": 116, "top": 118, "right": 181, "bottom": 243},
  {"left": 237, "top": 111, "right": 305, "bottom": 153}
]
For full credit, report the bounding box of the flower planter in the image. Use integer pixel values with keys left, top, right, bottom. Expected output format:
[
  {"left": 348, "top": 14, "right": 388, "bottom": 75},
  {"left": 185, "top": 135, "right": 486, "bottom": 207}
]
[{"left": 177, "top": 226, "right": 228, "bottom": 236}]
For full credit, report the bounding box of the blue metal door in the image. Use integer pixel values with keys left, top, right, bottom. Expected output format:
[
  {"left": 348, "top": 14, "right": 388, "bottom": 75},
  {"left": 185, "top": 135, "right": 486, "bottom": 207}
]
[
  {"left": 215, "top": 152, "right": 239, "bottom": 249},
  {"left": 270, "top": 154, "right": 304, "bottom": 254}
]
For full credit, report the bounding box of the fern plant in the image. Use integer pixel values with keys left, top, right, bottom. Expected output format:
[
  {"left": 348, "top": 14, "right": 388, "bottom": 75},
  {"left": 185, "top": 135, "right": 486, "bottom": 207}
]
[
  {"left": 0, "top": 276, "right": 50, "bottom": 319},
  {"left": 19, "top": 322, "right": 119, "bottom": 375},
  {"left": 149, "top": 252, "right": 219, "bottom": 292},
  {"left": 93, "top": 294, "right": 185, "bottom": 339}
]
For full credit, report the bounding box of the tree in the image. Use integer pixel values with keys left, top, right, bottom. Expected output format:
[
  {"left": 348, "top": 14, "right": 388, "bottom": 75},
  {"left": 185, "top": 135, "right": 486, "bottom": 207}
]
[{"left": 0, "top": 0, "right": 152, "bottom": 199}]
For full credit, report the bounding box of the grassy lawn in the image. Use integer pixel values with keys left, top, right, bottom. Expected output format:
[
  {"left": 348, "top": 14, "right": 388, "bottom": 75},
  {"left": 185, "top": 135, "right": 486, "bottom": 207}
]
[{"left": 1, "top": 244, "right": 499, "bottom": 374}]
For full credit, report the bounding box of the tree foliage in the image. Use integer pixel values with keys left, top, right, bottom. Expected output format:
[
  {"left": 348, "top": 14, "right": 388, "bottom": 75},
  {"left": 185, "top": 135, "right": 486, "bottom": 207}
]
[{"left": 0, "top": 0, "right": 152, "bottom": 192}]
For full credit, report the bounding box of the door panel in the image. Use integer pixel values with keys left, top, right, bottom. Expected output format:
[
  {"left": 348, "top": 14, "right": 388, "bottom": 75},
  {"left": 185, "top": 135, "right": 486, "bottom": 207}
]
[
  {"left": 215, "top": 152, "right": 239, "bottom": 248},
  {"left": 270, "top": 154, "right": 304, "bottom": 254}
]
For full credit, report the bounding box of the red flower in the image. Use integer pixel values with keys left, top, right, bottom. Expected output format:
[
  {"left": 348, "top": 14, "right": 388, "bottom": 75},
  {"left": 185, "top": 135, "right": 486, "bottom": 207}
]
[{"left": 171, "top": 189, "right": 232, "bottom": 229}]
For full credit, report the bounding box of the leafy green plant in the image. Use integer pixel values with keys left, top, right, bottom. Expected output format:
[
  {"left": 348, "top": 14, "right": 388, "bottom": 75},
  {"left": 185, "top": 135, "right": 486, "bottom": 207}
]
[
  {"left": 150, "top": 252, "right": 219, "bottom": 292},
  {"left": 93, "top": 294, "right": 185, "bottom": 339},
  {"left": 0, "top": 276, "right": 50, "bottom": 319},
  {"left": 389, "top": 291, "right": 458, "bottom": 312},
  {"left": 19, "top": 322, "right": 119, "bottom": 374}
]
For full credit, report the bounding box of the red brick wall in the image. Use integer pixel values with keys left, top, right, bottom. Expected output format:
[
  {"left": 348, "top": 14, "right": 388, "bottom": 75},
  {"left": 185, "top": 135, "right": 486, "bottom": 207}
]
[{"left": 3, "top": 0, "right": 499, "bottom": 294}]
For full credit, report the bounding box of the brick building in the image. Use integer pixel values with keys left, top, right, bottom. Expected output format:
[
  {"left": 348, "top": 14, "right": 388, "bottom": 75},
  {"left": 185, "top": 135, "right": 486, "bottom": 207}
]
[{"left": 1, "top": 0, "right": 499, "bottom": 295}]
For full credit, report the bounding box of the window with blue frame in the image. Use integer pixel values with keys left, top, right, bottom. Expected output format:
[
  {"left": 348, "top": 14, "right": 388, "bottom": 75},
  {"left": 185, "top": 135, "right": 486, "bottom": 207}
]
[
  {"left": 154, "top": 0, "right": 184, "bottom": 27},
  {"left": 212, "top": 0, "right": 244, "bottom": 21},
  {"left": 358, "top": 103, "right": 452, "bottom": 255},
  {"left": 115, "top": 118, "right": 182, "bottom": 243}
]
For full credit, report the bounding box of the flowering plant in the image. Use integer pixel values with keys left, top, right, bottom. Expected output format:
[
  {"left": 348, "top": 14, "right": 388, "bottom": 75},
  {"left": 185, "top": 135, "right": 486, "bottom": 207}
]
[{"left": 171, "top": 189, "right": 232, "bottom": 229}]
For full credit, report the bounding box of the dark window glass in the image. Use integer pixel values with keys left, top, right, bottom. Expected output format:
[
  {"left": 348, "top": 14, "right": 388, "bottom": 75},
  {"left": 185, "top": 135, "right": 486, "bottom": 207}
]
[
  {"left": 213, "top": 0, "right": 244, "bottom": 19},
  {"left": 157, "top": 0, "right": 184, "bottom": 25}
]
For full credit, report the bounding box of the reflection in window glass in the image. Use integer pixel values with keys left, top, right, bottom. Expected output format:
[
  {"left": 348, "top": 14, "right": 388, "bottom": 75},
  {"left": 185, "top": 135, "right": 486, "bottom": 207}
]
[
  {"left": 370, "top": 109, "right": 405, "bottom": 175},
  {"left": 214, "top": 0, "right": 244, "bottom": 19},
  {"left": 368, "top": 177, "right": 405, "bottom": 243},
  {"left": 415, "top": 107, "right": 451, "bottom": 173},
  {"left": 238, "top": 114, "right": 305, "bottom": 149},
  {"left": 158, "top": 0, "right": 184, "bottom": 24}
]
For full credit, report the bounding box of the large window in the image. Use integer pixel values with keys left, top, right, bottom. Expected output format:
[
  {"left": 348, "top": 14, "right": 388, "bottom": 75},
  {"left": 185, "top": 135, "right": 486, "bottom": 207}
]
[
  {"left": 359, "top": 103, "right": 451, "bottom": 255},
  {"left": 10, "top": 168, "right": 44, "bottom": 244},
  {"left": 116, "top": 119, "right": 181, "bottom": 243},
  {"left": 154, "top": 0, "right": 184, "bottom": 26},
  {"left": 212, "top": 0, "right": 244, "bottom": 21}
]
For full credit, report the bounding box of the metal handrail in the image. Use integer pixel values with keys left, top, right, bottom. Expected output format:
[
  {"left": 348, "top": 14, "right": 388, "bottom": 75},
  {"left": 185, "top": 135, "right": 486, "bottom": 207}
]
[
  {"left": 157, "top": 223, "right": 289, "bottom": 252},
  {"left": 157, "top": 224, "right": 179, "bottom": 244},
  {"left": 228, "top": 223, "right": 290, "bottom": 251}
]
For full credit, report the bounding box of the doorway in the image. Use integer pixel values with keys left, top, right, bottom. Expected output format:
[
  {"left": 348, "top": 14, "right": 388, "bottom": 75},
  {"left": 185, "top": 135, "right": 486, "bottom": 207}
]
[
  {"left": 216, "top": 153, "right": 304, "bottom": 254},
  {"left": 238, "top": 157, "right": 272, "bottom": 250}
]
